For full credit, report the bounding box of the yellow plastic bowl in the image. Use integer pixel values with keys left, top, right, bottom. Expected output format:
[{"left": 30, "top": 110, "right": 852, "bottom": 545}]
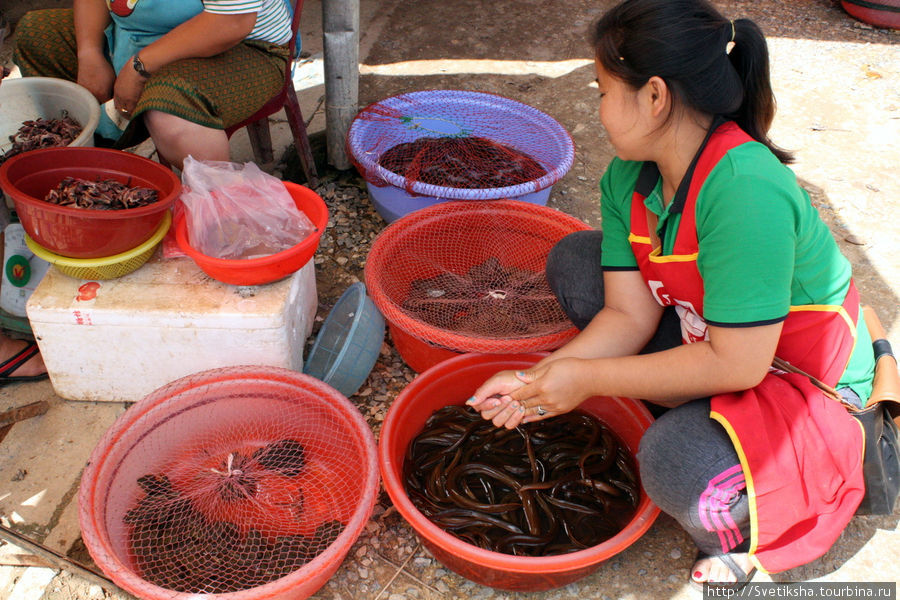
[{"left": 25, "top": 211, "right": 171, "bottom": 280}]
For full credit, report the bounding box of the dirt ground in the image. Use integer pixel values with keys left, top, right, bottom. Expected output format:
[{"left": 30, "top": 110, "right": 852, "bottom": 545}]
[{"left": 0, "top": 1, "right": 898, "bottom": 599}]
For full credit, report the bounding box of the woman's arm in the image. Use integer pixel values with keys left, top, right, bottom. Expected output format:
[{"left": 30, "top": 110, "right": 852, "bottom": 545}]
[
  {"left": 114, "top": 10, "right": 257, "bottom": 114},
  {"left": 135, "top": 11, "right": 257, "bottom": 73},
  {"left": 540, "top": 269, "right": 665, "bottom": 363},
  {"left": 470, "top": 267, "right": 783, "bottom": 428},
  {"left": 483, "top": 319, "right": 782, "bottom": 429},
  {"left": 73, "top": 0, "right": 114, "bottom": 102}
]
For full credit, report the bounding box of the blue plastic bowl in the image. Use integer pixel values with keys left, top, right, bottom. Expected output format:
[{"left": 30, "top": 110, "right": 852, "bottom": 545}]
[
  {"left": 347, "top": 90, "right": 575, "bottom": 223},
  {"left": 304, "top": 282, "right": 386, "bottom": 397}
]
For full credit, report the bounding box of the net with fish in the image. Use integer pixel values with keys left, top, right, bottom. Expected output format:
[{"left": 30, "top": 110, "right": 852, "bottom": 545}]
[
  {"left": 347, "top": 90, "right": 574, "bottom": 200},
  {"left": 364, "top": 200, "right": 591, "bottom": 356},
  {"left": 78, "top": 366, "right": 379, "bottom": 599}
]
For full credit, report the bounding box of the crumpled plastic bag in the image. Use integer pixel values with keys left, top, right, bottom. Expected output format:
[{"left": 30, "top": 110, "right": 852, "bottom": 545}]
[{"left": 179, "top": 156, "right": 316, "bottom": 260}]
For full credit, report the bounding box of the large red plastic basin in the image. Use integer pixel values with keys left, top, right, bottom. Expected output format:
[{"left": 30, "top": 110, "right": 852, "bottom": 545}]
[
  {"left": 378, "top": 352, "right": 660, "bottom": 592},
  {"left": 175, "top": 182, "right": 328, "bottom": 286},
  {"left": 0, "top": 147, "right": 180, "bottom": 258},
  {"left": 841, "top": 0, "right": 900, "bottom": 28},
  {"left": 365, "top": 200, "right": 590, "bottom": 372},
  {"left": 79, "top": 366, "right": 380, "bottom": 600}
]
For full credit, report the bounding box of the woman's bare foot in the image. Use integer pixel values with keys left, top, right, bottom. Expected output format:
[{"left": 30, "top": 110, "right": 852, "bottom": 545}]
[
  {"left": 0, "top": 336, "right": 46, "bottom": 378},
  {"left": 691, "top": 552, "right": 755, "bottom": 586}
]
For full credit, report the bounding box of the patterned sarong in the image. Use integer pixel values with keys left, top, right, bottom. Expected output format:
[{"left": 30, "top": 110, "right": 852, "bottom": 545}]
[{"left": 13, "top": 9, "right": 289, "bottom": 147}]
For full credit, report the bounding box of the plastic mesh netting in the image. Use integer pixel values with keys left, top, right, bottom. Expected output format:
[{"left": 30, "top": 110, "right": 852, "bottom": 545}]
[
  {"left": 79, "top": 367, "right": 379, "bottom": 599},
  {"left": 347, "top": 90, "right": 574, "bottom": 199},
  {"left": 364, "top": 200, "right": 592, "bottom": 354}
]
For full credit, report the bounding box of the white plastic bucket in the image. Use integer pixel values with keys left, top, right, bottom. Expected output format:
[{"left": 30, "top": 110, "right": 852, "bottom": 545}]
[{"left": 0, "top": 77, "right": 101, "bottom": 156}]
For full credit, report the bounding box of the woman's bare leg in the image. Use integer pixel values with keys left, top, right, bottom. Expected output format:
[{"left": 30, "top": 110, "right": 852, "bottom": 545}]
[{"left": 144, "top": 110, "right": 229, "bottom": 171}]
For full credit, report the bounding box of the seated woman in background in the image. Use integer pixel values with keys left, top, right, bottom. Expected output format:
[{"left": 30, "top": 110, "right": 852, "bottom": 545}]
[
  {"left": 13, "top": 0, "right": 293, "bottom": 170},
  {"left": 467, "top": 0, "right": 875, "bottom": 590}
]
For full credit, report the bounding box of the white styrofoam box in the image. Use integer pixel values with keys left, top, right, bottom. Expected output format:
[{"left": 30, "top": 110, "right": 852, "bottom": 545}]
[{"left": 25, "top": 253, "right": 317, "bottom": 402}]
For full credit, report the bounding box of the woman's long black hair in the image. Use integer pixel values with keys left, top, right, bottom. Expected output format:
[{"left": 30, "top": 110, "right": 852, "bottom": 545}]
[{"left": 592, "top": 0, "right": 793, "bottom": 164}]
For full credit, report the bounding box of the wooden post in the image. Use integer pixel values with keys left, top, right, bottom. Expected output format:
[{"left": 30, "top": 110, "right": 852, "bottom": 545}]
[{"left": 322, "top": 0, "right": 359, "bottom": 170}]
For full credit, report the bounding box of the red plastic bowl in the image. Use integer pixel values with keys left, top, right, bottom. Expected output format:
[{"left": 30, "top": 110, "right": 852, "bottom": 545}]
[
  {"left": 175, "top": 182, "right": 328, "bottom": 286},
  {"left": 0, "top": 147, "right": 180, "bottom": 258},
  {"left": 378, "top": 352, "right": 660, "bottom": 592},
  {"left": 364, "top": 200, "right": 591, "bottom": 373},
  {"left": 841, "top": 0, "right": 900, "bottom": 29},
  {"left": 79, "top": 365, "right": 380, "bottom": 600}
]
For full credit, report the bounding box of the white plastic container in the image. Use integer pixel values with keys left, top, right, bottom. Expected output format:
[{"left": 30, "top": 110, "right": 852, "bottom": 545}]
[
  {"left": 0, "top": 77, "right": 101, "bottom": 155},
  {"left": 25, "top": 252, "right": 317, "bottom": 402},
  {"left": 1, "top": 222, "right": 51, "bottom": 317},
  {"left": 1, "top": 77, "right": 101, "bottom": 209}
]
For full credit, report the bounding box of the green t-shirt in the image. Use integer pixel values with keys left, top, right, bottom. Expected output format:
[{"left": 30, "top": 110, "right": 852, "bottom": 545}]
[{"left": 598, "top": 142, "right": 874, "bottom": 401}]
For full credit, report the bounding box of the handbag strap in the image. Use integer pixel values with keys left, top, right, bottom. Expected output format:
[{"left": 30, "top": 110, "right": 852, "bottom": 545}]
[
  {"left": 773, "top": 306, "right": 900, "bottom": 420},
  {"left": 771, "top": 356, "right": 846, "bottom": 404}
]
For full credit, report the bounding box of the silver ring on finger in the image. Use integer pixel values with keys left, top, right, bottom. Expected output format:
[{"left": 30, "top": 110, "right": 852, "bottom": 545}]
[{"left": 536, "top": 405, "right": 547, "bottom": 416}]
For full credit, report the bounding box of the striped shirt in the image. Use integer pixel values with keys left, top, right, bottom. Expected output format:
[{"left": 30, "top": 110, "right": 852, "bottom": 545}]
[{"left": 203, "top": 0, "right": 292, "bottom": 45}]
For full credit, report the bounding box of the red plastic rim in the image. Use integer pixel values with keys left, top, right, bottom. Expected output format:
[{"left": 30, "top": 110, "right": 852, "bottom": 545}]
[
  {"left": 378, "top": 353, "right": 660, "bottom": 590},
  {"left": 78, "top": 365, "right": 380, "bottom": 600},
  {"left": 364, "top": 200, "right": 589, "bottom": 355},
  {"left": 174, "top": 182, "right": 328, "bottom": 286},
  {"left": 841, "top": 1, "right": 900, "bottom": 28},
  {"left": 0, "top": 147, "right": 181, "bottom": 258}
]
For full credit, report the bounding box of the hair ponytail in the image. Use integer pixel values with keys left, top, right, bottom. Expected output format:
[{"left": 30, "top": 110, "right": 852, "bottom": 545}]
[
  {"left": 727, "top": 19, "right": 793, "bottom": 163},
  {"left": 592, "top": 0, "right": 794, "bottom": 164}
]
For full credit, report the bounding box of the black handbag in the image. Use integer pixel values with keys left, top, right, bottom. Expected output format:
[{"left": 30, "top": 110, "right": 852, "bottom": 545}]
[
  {"left": 852, "top": 395, "right": 900, "bottom": 515},
  {"left": 850, "top": 307, "right": 900, "bottom": 515},
  {"left": 774, "top": 306, "right": 900, "bottom": 516}
]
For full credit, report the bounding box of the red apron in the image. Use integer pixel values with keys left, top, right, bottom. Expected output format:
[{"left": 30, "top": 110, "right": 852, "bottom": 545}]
[{"left": 628, "top": 121, "right": 864, "bottom": 573}]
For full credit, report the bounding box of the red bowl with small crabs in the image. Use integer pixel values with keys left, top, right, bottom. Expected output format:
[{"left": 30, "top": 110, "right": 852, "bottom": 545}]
[{"left": 0, "top": 147, "right": 180, "bottom": 259}]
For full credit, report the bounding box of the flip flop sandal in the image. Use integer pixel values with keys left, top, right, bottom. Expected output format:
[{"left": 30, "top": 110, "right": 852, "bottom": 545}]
[
  {"left": 689, "top": 550, "right": 757, "bottom": 592},
  {"left": 0, "top": 341, "right": 49, "bottom": 386}
]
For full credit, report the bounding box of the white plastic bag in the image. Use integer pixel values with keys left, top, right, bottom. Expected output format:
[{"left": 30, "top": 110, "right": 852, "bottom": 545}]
[{"left": 179, "top": 156, "right": 316, "bottom": 260}]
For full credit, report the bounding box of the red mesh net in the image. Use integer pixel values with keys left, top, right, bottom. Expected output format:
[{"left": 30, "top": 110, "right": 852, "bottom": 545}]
[
  {"left": 79, "top": 367, "right": 379, "bottom": 598},
  {"left": 125, "top": 441, "right": 345, "bottom": 592},
  {"left": 377, "top": 136, "right": 547, "bottom": 190},
  {"left": 348, "top": 90, "right": 574, "bottom": 199},
  {"left": 364, "top": 200, "right": 591, "bottom": 354}
]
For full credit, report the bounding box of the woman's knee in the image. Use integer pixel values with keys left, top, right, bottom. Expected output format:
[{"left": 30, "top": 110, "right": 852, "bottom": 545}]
[
  {"left": 144, "top": 110, "right": 202, "bottom": 144},
  {"left": 637, "top": 410, "right": 682, "bottom": 490},
  {"left": 546, "top": 230, "right": 603, "bottom": 278},
  {"left": 636, "top": 400, "right": 713, "bottom": 499},
  {"left": 14, "top": 11, "right": 46, "bottom": 45},
  {"left": 144, "top": 110, "right": 229, "bottom": 168},
  {"left": 546, "top": 230, "right": 605, "bottom": 329},
  {"left": 13, "top": 11, "right": 49, "bottom": 60}
]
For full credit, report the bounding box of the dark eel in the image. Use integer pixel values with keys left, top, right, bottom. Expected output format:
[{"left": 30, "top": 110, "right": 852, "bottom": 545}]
[{"left": 403, "top": 405, "right": 640, "bottom": 556}]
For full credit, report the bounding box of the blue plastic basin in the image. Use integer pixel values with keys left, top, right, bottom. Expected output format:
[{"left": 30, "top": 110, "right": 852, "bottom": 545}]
[{"left": 347, "top": 90, "right": 574, "bottom": 223}]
